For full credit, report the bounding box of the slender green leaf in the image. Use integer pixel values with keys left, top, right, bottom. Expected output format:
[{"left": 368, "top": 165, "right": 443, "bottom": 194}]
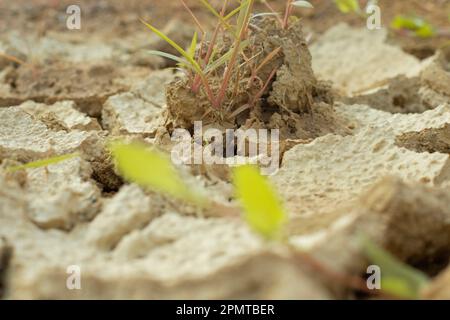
[
  {"left": 361, "top": 237, "right": 429, "bottom": 299},
  {"left": 199, "top": 0, "right": 231, "bottom": 29},
  {"left": 110, "top": 141, "right": 205, "bottom": 205},
  {"left": 225, "top": 0, "right": 252, "bottom": 21},
  {"left": 232, "top": 165, "right": 287, "bottom": 240},
  {"left": 188, "top": 32, "right": 198, "bottom": 59},
  {"left": 179, "top": 32, "right": 199, "bottom": 69},
  {"left": 235, "top": 0, "right": 253, "bottom": 38},
  {"left": 141, "top": 19, "right": 204, "bottom": 75},
  {"left": 6, "top": 153, "right": 80, "bottom": 172},
  {"left": 204, "top": 40, "right": 250, "bottom": 73},
  {"left": 147, "top": 50, "right": 189, "bottom": 65}
]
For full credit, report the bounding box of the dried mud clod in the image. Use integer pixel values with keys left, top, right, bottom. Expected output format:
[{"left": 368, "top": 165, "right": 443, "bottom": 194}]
[
  {"left": 165, "top": 18, "right": 344, "bottom": 143},
  {"left": 340, "top": 47, "right": 450, "bottom": 114},
  {"left": 13, "top": 251, "right": 331, "bottom": 300},
  {"left": 421, "top": 46, "right": 450, "bottom": 98},
  {"left": 343, "top": 76, "right": 427, "bottom": 114},
  {"left": 396, "top": 124, "right": 450, "bottom": 155},
  {"left": 0, "top": 62, "right": 149, "bottom": 117}
]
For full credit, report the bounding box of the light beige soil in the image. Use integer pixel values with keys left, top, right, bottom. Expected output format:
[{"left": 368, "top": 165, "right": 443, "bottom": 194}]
[{"left": 0, "top": 0, "right": 449, "bottom": 300}]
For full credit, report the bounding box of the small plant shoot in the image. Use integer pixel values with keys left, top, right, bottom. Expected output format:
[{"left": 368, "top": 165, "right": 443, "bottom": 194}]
[
  {"left": 109, "top": 141, "right": 206, "bottom": 206},
  {"left": 391, "top": 15, "right": 436, "bottom": 38},
  {"left": 334, "top": 0, "right": 360, "bottom": 14},
  {"left": 232, "top": 165, "right": 287, "bottom": 240}
]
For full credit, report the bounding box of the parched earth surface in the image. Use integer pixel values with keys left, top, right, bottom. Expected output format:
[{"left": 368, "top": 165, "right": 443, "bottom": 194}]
[{"left": 0, "top": 0, "right": 450, "bottom": 299}]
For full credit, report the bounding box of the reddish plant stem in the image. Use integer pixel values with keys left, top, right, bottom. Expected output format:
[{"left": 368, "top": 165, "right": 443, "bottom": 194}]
[
  {"left": 282, "top": 0, "right": 293, "bottom": 29},
  {"left": 215, "top": 0, "right": 255, "bottom": 108},
  {"left": 197, "top": 73, "right": 217, "bottom": 108},
  {"left": 250, "top": 67, "right": 277, "bottom": 106},
  {"left": 179, "top": 0, "right": 206, "bottom": 35},
  {"left": 232, "top": 65, "right": 241, "bottom": 100},
  {"left": 192, "top": 0, "right": 228, "bottom": 98},
  {"left": 296, "top": 251, "right": 405, "bottom": 299},
  {"left": 191, "top": 35, "right": 207, "bottom": 93},
  {"left": 262, "top": 0, "right": 284, "bottom": 26}
]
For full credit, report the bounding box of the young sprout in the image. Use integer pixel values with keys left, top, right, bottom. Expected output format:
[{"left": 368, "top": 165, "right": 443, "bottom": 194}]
[
  {"left": 109, "top": 141, "right": 207, "bottom": 206},
  {"left": 232, "top": 165, "right": 287, "bottom": 240},
  {"left": 391, "top": 15, "right": 436, "bottom": 38},
  {"left": 334, "top": 0, "right": 361, "bottom": 14}
]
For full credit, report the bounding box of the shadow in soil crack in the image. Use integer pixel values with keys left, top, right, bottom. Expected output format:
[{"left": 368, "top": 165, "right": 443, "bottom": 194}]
[{"left": 0, "top": 238, "right": 12, "bottom": 299}]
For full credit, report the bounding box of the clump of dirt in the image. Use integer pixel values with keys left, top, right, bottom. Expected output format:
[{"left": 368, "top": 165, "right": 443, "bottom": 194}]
[
  {"left": 164, "top": 17, "right": 348, "bottom": 142},
  {"left": 339, "top": 47, "right": 450, "bottom": 114},
  {"left": 421, "top": 46, "right": 450, "bottom": 97},
  {"left": 90, "top": 150, "right": 124, "bottom": 193},
  {"left": 396, "top": 124, "right": 450, "bottom": 155}
]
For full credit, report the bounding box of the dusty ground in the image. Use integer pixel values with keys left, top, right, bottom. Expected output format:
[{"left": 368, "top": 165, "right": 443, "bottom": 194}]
[{"left": 0, "top": 0, "right": 450, "bottom": 300}]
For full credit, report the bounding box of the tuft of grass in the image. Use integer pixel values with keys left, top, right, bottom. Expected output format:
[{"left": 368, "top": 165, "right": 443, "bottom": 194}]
[{"left": 142, "top": 0, "right": 312, "bottom": 111}]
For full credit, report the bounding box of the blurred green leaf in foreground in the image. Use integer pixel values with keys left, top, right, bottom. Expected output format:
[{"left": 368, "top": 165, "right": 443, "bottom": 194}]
[
  {"left": 232, "top": 165, "right": 287, "bottom": 240},
  {"left": 334, "top": 0, "right": 361, "bottom": 14},
  {"left": 110, "top": 141, "right": 205, "bottom": 205},
  {"left": 391, "top": 15, "right": 436, "bottom": 38},
  {"left": 362, "top": 237, "right": 430, "bottom": 299}
]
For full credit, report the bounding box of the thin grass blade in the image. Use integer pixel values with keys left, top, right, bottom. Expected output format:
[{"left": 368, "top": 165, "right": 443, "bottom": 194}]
[
  {"left": 204, "top": 40, "right": 250, "bottom": 74},
  {"left": 6, "top": 153, "right": 80, "bottom": 172},
  {"left": 141, "top": 19, "right": 204, "bottom": 75}
]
